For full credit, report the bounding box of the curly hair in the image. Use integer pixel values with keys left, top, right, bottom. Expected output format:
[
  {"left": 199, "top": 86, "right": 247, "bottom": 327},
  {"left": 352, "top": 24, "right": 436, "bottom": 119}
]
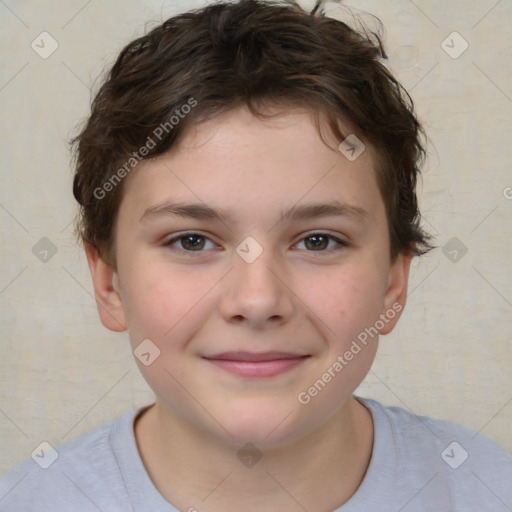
[{"left": 72, "top": 0, "right": 432, "bottom": 267}]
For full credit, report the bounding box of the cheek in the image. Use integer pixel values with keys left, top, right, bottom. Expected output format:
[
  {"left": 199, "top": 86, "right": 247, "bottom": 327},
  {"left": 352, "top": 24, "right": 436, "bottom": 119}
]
[
  {"left": 121, "top": 259, "right": 221, "bottom": 348},
  {"left": 120, "top": 262, "right": 187, "bottom": 341},
  {"left": 304, "top": 264, "right": 386, "bottom": 339}
]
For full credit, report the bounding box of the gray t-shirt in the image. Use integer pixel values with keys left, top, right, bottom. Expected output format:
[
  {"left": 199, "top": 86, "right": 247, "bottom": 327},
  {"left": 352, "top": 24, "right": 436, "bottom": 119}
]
[{"left": 1, "top": 397, "right": 511, "bottom": 511}]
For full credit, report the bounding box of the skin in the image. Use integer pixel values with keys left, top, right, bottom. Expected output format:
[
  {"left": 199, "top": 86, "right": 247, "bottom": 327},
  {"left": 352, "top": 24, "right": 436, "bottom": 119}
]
[{"left": 86, "top": 105, "right": 411, "bottom": 511}]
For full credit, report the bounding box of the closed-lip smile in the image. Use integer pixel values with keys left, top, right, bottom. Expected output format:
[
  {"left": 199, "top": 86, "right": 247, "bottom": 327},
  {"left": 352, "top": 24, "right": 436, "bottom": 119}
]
[{"left": 202, "top": 351, "right": 310, "bottom": 378}]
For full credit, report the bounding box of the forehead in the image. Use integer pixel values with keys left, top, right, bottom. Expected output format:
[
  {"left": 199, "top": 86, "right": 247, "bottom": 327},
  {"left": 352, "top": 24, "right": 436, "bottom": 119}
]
[{"left": 119, "top": 105, "right": 384, "bottom": 226}]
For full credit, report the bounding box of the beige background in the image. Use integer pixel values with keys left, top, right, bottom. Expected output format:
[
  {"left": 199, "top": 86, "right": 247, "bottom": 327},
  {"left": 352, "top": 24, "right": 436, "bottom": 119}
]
[{"left": 0, "top": 0, "right": 511, "bottom": 476}]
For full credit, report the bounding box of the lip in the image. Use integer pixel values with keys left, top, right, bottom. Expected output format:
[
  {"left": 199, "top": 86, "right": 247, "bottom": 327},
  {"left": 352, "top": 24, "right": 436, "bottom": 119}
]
[{"left": 202, "top": 351, "right": 310, "bottom": 378}]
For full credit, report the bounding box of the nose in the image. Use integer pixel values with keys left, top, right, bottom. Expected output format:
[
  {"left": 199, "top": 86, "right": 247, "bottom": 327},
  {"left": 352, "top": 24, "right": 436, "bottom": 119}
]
[{"left": 219, "top": 247, "right": 295, "bottom": 330}]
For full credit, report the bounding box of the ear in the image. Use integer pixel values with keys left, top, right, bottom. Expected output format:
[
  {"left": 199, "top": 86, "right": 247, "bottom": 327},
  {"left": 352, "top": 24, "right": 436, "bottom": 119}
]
[
  {"left": 379, "top": 251, "right": 412, "bottom": 335},
  {"left": 84, "top": 242, "right": 127, "bottom": 332}
]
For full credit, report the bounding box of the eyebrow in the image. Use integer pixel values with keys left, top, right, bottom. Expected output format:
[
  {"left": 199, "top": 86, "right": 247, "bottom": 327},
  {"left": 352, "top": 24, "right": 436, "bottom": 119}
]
[{"left": 140, "top": 200, "right": 369, "bottom": 225}]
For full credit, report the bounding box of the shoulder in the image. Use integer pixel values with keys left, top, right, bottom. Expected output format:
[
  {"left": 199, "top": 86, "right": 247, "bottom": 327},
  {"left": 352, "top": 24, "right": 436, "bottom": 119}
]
[
  {"left": 0, "top": 409, "right": 140, "bottom": 512},
  {"left": 364, "top": 396, "right": 511, "bottom": 464},
  {"left": 356, "top": 397, "right": 512, "bottom": 511}
]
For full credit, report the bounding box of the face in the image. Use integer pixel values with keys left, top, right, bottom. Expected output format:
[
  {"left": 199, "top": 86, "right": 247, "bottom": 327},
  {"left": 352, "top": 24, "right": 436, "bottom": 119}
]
[{"left": 88, "top": 105, "right": 410, "bottom": 449}]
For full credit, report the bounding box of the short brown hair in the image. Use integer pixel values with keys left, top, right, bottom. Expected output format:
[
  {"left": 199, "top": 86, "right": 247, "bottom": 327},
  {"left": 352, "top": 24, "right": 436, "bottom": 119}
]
[{"left": 72, "top": 0, "right": 432, "bottom": 267}]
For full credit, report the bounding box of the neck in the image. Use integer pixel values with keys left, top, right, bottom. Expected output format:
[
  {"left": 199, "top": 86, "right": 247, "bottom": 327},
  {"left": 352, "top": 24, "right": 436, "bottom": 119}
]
[{"left": 134, "top": 396, "right": 373, "bottom": 512}]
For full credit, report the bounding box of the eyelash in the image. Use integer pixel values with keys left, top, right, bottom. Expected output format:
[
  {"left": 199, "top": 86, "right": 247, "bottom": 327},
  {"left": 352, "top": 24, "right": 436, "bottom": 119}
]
[{"left": 163, "top": 231, "right": 349, "bottom": 256}]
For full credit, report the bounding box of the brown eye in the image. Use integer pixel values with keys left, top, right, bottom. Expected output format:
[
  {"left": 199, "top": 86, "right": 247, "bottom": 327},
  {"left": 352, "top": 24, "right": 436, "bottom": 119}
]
[
  {"left": 180, "top": 235, "right": 206, "bottom": 251},
  {"left": 165, "top": 233, "right": 215, "bottom": 252},
  {"left": 295, "top": 233, "right": 348, "bottom": 253},
  {"left": 304, "top": 234, "right": 329, "bottom": 250}
]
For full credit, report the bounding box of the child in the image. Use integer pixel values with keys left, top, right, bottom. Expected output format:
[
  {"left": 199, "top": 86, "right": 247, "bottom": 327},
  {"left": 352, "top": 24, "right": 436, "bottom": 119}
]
[{"left": 1, "top": 0, "right": 511, "bottom": 510}]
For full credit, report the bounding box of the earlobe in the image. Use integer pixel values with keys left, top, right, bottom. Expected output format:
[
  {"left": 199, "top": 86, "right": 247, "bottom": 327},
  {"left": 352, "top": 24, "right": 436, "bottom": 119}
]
[
  {"left": 84, "top": 243, "right": 127, "bottom": 332},
  {"left": 379, "top": 252, "right": 412, "bottom": 335}
]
